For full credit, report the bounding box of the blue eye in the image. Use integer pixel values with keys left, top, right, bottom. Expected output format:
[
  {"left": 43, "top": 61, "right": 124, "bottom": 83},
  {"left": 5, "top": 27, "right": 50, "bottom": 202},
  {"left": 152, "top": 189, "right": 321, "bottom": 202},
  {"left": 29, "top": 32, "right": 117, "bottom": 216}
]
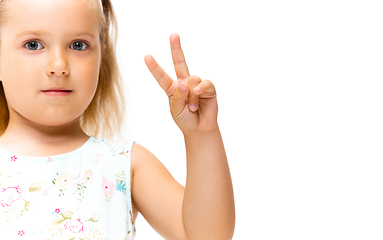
[
  {"left": 25, "top": 41, "right": 43, "bottom": 50},
  {"left": 24, "top": 40, "right": 89, "bottom": 51},
  {"left": 71, "top": 41, "right": 89, "bottom": 51}
]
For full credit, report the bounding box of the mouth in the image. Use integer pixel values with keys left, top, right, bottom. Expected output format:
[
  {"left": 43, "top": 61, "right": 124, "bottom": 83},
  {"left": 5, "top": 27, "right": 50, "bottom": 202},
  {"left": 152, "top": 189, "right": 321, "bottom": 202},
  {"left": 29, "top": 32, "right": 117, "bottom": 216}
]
[
  {"left": 41, "top": 90, "right": 72, "bottom": 92},
  {"left": 41, "top": 89, "right": 73, "bottom": 96}
]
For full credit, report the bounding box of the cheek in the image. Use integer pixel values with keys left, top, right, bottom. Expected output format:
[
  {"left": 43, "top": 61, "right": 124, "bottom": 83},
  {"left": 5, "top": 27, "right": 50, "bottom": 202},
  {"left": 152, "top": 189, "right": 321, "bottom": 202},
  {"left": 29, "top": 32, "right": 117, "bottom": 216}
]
[
  {"left": 2, "top": 70, "right": 37, "bottom": 105},
  {"left": 1, "top": 48, "right": 43, "bottom": 86},
  {"left": 72, "top": 57, "right": 100, "bottom": 100},
  {"left": 1, "top": 79, "right": 42, "bottom": 125},
  {"left": 2, "top": 59, "right": 42, "bottom": 108}
]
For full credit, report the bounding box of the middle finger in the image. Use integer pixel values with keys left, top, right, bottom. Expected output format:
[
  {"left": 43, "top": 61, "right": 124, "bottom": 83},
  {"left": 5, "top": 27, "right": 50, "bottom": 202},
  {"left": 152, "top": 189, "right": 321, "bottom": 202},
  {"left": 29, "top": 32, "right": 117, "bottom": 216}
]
[{"left": 170, "top": 33, "right": 190, "bottom": 81}]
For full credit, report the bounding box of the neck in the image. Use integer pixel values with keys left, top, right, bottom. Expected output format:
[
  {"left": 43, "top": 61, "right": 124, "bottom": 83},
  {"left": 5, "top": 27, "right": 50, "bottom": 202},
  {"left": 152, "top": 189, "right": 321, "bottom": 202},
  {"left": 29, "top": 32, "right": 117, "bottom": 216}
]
[{"left": 0, "top": 115, "right": 88, "bottom": 146}]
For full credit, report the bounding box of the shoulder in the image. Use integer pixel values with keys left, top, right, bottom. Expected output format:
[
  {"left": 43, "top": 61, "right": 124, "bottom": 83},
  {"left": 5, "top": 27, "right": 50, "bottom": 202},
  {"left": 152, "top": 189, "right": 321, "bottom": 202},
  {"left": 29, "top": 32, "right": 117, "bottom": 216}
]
[
  {"left": 130, "top": 142, "right": 177, "bottom": 188},
  {"left": 89, "top": 137, "right": 158, "bottom": 173},
  {"left": 131, "top": 143, "right": 155, "bottom": 162},
  {"left": 131, "top": 143, "right": 162, "bottom": 175},
  {"left": 127, "top": 143, "right": 187, "bottom": 239}
]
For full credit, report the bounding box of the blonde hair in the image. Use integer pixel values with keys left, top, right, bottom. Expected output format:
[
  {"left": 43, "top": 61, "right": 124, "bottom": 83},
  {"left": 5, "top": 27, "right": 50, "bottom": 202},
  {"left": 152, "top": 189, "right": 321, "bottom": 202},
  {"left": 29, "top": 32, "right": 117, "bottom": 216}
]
[{"left": 0, "top": 0, "right": 126, "bottom": 140}]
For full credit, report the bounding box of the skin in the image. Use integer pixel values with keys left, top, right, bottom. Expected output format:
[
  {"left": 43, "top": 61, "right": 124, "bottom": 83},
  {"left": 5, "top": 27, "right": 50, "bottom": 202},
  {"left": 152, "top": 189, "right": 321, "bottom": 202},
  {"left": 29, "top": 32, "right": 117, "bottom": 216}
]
[
  {"left": 138, "top": 34, "right": 235, "bottom": 239},
  {"left": 0, "top": 0, "right": 100, "bottom": 153},
  {"left": 0, "top": 0, "right": 235, "bottom": 239}
]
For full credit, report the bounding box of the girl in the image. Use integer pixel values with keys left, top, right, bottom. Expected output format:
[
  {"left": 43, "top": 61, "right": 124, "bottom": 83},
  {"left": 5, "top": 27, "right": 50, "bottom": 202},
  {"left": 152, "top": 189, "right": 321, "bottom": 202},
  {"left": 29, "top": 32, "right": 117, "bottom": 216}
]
[{"left": 0, "top": 0, "right": 235, "bottom": 239}]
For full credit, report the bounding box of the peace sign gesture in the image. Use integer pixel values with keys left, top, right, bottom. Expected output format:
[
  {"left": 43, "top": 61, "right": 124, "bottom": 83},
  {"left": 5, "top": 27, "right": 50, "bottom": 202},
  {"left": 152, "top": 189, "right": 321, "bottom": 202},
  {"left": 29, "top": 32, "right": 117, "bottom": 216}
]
[{"left": 144, "top": 33, "right": 219, "bottom": 135}]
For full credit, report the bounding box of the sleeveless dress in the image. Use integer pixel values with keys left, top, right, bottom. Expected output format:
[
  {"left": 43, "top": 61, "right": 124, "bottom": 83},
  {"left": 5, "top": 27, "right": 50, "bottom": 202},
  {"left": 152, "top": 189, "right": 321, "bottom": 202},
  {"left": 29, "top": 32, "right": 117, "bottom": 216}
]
[{"left": 0, "top": 136, "right": 135, "bottom": 240}]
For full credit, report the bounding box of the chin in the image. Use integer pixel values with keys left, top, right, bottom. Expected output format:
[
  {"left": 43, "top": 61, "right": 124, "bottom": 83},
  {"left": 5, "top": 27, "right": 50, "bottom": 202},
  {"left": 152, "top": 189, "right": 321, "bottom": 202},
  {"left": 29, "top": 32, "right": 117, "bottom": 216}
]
[{"left": 28, "top": 114, "right": 82, "bottom": 128}]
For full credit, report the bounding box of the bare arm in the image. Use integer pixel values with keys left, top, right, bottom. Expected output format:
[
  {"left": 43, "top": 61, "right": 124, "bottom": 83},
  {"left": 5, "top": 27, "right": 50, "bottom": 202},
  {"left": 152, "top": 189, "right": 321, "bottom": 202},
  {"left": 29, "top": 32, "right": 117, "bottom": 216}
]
[
  {"left": 134, "top": 33, "right": 235, "bottom": 239},
  {"left": 183, "top": 128, "right": 235, "bottom": 239}
]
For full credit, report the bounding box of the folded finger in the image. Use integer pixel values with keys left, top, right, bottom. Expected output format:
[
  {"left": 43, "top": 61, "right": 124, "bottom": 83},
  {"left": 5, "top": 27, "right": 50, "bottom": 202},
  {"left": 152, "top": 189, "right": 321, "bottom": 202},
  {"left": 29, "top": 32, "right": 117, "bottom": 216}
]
[
  {"left": 193, "top": 80, "right": 217, "bottom": 98},
  {"left": 170, "top": 81, "right": 189, "bottom": 117},
  {"left": 187, "top": 76, "right": 202, "bottom": 112}
]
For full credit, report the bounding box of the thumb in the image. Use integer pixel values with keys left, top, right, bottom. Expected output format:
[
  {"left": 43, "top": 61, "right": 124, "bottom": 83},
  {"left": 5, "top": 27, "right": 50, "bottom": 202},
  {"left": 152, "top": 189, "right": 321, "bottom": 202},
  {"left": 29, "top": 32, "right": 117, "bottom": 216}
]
[{"left": 170, "top": 81, "right": 189, "bottom": 117}]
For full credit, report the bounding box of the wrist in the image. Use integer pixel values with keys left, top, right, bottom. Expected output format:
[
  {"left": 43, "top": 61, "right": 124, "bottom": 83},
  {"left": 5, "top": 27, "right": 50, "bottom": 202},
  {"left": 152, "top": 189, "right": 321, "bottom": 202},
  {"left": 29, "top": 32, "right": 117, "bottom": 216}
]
[{"left": 182, "top": 125, "right": 220, "bottom": 139}]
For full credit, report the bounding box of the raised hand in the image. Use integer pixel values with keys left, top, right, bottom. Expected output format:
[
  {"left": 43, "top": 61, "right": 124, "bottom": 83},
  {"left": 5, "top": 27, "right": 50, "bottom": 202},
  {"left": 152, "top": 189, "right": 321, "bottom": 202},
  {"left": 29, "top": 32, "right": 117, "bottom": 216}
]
[{"left": 144, "top": 33, "right": 219, "bottom": 135}]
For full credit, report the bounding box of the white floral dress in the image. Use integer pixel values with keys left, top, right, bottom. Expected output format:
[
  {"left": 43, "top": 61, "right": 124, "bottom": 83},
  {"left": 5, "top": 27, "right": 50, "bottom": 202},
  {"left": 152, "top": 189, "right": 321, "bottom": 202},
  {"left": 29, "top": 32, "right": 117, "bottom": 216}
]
[{"left": 0, "top": 136, "right": 135, "bottom": 240}]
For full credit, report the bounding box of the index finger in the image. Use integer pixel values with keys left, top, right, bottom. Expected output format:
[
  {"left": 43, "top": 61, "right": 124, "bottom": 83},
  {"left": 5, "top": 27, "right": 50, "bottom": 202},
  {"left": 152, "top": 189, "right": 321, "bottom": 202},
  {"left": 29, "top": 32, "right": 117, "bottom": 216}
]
[
  {"left": 170, "top": 33, "right": 190, "bottom": 81},
  {"left": 144, "top": 54, "right": 174, "bottom": 95}
]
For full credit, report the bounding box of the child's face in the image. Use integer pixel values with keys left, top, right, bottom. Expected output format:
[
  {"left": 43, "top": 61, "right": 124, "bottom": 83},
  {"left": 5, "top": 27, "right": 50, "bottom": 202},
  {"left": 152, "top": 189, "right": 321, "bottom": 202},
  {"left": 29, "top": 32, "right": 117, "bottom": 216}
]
[{"left": 0, "top": 0, "right": 101, "bottom": 127}]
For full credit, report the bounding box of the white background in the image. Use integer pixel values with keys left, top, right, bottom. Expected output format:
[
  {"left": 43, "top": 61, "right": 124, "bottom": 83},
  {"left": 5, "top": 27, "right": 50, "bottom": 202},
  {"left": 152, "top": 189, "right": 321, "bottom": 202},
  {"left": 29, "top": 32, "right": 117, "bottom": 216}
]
[{"left": 113, "top": 0, "right": 383, "bottom": 239}]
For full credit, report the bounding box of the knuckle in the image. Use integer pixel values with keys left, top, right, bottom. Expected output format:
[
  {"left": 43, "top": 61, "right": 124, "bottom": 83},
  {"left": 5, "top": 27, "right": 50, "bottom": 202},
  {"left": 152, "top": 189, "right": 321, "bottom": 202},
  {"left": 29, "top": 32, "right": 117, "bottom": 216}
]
[
  {"left": 204, "top": 79, "right": 213, "bottom": 85},
  {"left": 203, "top": 80, "right": 217, "bottom": 96},
  {"left": 188, "top": 75, "right": 202, "bottom": 83},
  {"left": 158, "top": 71, "right": 167, "bottom": 82},
  {"left": 205, "top": 80, "right": 215, "bottom": 89}
]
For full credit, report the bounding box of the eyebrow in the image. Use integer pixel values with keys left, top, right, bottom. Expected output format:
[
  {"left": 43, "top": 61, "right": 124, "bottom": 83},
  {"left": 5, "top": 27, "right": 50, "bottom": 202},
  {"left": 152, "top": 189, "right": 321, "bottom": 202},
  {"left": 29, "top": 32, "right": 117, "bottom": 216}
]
[{"left": 15, "top": 30, "right": 97, "bottom": 39}]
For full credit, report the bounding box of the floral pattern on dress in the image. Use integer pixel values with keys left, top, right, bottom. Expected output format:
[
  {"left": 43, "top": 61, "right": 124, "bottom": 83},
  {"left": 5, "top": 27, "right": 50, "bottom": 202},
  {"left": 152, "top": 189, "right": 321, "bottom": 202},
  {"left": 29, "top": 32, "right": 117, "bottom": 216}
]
[
  {"left": 91, "top": 149, "right": 114, "bottom": 166},
  {"left": 101, "top": 176, "right": 116, "bottom": 202},
  {"left": 115, "top": 171, "right": 126, "bottom": 193},
  {"left": 126, "top": 210, "right": 135, "bottom": 240},
  {"left": 0, "top": 138, "right": 136, "bottom": 239},
  {"left": 0, "top": 182, "right": 45, "bottom": 225},
  {"left": 0, "top": 155, "right": 45, "bottom": 226},
  {"left": 47, "top": 208, "right": 105, "bottom": 240},
  {"left": 52, "top": 170, "right": 95, "bottom": 202}
]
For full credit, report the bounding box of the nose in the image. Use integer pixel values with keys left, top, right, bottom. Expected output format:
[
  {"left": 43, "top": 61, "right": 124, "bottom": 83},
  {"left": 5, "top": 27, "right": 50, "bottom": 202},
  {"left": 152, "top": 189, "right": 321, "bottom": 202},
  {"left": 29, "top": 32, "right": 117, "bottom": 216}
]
[{"left": 46, "top": 48, "right": 70, "bottom": 76}]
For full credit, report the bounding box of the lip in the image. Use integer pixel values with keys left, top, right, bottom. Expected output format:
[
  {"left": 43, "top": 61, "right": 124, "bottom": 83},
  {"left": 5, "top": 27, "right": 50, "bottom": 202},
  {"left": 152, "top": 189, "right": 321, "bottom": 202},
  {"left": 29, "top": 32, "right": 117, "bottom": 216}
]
[
  {"left": 41, "top": 87, "right": 73, "bottom": 96},
  {"left": 41, "top": 87, "right": 72, "bottom": 92}
]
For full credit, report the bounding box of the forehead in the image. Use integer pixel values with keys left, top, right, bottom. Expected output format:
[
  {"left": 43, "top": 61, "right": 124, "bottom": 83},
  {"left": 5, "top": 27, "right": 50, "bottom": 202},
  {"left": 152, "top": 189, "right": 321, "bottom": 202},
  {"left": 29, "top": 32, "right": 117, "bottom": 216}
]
[{"left": 2, "top": 0, "right": 101, "bottom": 37}]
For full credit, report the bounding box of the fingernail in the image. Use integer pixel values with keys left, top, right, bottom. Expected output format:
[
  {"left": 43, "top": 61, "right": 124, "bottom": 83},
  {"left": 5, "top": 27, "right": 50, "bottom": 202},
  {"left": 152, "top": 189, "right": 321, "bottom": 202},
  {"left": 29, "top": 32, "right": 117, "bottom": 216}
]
[
  {"left": 179, "top": 83, "right": 187, "bottom": 92},
  {"left": 194, "top": 87, "right": 201, "bottom": 94},
  {"left": 189, "top": 104, "right": 197, "bottom": 111}
]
